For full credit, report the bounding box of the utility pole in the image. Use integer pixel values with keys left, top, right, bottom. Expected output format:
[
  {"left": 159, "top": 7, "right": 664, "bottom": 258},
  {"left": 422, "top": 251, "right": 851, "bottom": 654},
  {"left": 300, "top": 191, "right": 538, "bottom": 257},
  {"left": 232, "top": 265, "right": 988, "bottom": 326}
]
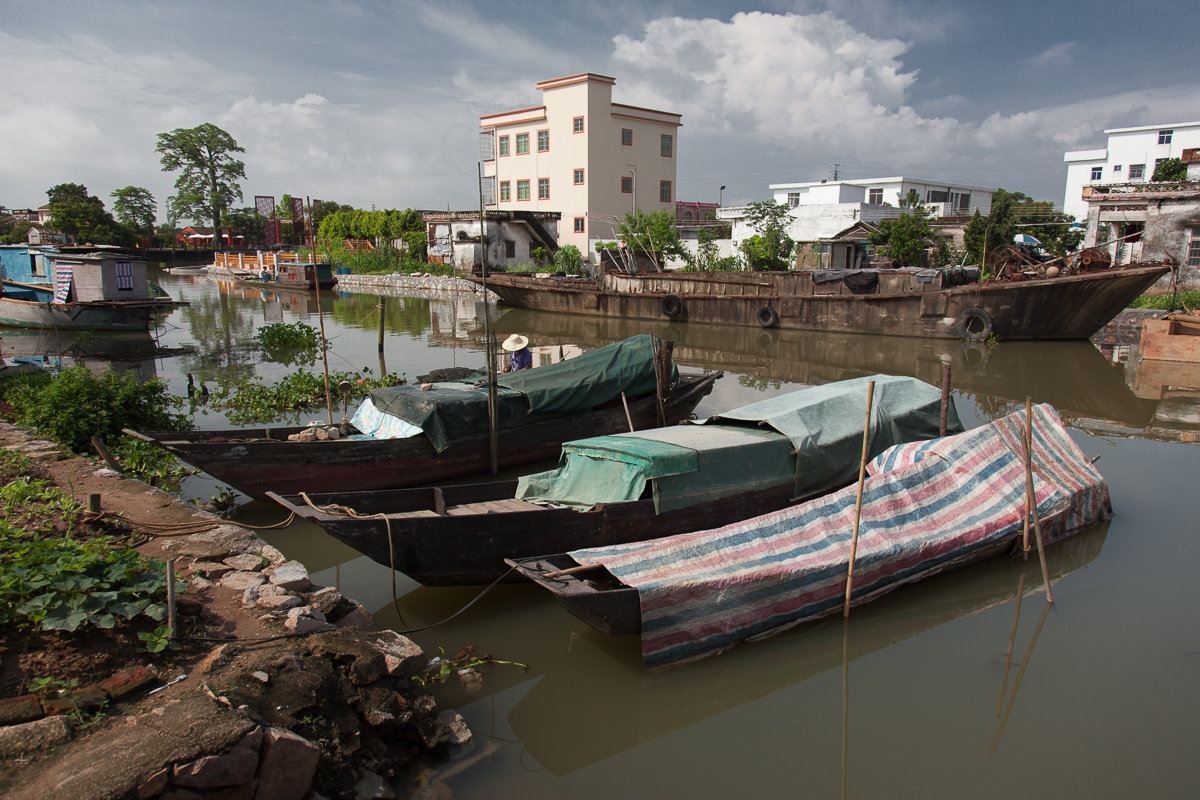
[{"left": 830, "top": 163, "right": 842, "bottom": 181}]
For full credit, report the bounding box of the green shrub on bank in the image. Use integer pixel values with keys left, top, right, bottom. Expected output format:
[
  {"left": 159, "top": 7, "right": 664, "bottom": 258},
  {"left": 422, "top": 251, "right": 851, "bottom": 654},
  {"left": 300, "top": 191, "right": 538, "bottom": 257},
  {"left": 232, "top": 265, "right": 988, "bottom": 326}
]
[
  {"left": 1129, "top": 291, "right": 1200, "bottom": 311},
  {"left": 212, "top": 367, "right": 406, "bottom": 424},
  {"left": 2, "top": 367, "right": 190, "bottom": 454}
]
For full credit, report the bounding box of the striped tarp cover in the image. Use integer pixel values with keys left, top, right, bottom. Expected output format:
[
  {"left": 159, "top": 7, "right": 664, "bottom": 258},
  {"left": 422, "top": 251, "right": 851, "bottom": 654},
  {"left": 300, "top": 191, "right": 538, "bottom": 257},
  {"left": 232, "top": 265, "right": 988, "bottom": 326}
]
[{"left": 569, "top": 404, "right": 1111, "bottom": 668}]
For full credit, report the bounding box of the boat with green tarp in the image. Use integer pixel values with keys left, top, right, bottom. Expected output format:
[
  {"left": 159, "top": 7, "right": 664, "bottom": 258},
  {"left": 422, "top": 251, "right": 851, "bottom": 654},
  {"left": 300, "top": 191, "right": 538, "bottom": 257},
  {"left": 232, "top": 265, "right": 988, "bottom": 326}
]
[{"left": 270, "top": 374, "right": 959, "bottom": 585}]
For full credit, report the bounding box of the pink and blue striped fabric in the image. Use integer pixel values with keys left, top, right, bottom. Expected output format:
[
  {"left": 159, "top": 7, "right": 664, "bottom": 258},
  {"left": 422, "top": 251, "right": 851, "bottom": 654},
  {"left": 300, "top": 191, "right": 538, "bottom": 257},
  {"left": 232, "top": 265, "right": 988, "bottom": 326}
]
[{"left": 569, "top": 404, "right": 1110, "bottom": 668}]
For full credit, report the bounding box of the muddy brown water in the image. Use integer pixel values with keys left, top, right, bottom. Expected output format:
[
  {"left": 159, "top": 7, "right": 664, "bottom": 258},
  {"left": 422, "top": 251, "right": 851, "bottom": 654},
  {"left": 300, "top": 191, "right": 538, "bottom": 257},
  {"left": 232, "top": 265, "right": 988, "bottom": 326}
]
[{"left": 13, "top": 267, "right": 1196, "bottom": 798}]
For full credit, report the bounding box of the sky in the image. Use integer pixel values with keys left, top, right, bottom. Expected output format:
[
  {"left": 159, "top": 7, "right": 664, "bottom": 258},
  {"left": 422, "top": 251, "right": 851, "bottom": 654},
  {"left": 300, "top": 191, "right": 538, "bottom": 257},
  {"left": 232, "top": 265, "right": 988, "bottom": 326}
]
[{"left": 2, "top": 0, "right": 1197, "bottom": 224}]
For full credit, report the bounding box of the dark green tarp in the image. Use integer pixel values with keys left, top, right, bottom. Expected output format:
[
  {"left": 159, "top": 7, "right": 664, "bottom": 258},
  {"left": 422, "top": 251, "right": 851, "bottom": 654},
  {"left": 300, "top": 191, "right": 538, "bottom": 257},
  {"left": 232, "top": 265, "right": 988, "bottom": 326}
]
[{"left": 365, "top": 334, "right": 673, "bottom": 452}]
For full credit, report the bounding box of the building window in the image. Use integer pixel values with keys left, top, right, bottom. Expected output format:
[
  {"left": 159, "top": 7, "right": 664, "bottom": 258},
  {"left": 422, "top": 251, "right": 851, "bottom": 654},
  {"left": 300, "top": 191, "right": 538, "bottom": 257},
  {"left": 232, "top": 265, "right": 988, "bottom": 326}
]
[
  {"left": 538, "top": 178, "right": 550, "bottom": 200},
  {"left": 574, "top": 217, "right": 585, "bottom": 233},
  {"left": 621, "top": 128, "right": 633, "bottom": 146},
  {"left": 537, "top": 129, "right": 549, "bottom": 152},
  {"left": 788, "top": 192, "right": 800, "bottom": 207},
  {"left": 573, "top": 169, "right": 584, "bottom": 185},
  {"left": 573, "top": 116, "right": 584, "bottom": 133},
  {"left": 659, "top": 180, "right": 672, "bottom": 203},
  {"left": 516, "top": 133, "right": 529, "bottom": 154},
  {"left": 1188, "top": 236, "right": 1200, "bottom": 267},
  {"left": 1113, "top": 165, "right": 1122, "bottom": 173},
  {"left": 868, "top": 189, "right": 882, "bottom": 204},
  {"left": 1129, "top": 164, "right": 1145, "bottom": 180},
  {"left": 499, "top": 181, "right": 510, "bottom": 202},
  {"left": 621, "top": 176, "right": 632, "bottom": 193},
  {"left": 1090, "top": 167, "right": 1103, "bottom": 181},
  {"left": 660, "top": 134, "right": 673, "bottom": 157},
  {"left": 516, "top": 179, "right": 530, "bottom": 201},
  {"left": 1158, "top": 130, "right": 1173, "bottom": 145},
  {"left": 498, "top": 136, "right": 509, "bottom": 157},
  {"left": 505, "top": 240, "right": 515, "bottom": 258},
  {"left": 1155, "top": 157, "right": 1167, "bottom": 170}
]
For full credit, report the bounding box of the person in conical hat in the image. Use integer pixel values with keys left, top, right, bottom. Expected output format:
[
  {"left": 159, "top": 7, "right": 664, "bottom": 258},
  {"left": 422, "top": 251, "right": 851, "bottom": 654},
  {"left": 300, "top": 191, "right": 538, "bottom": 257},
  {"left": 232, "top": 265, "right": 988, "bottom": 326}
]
[{"left": 501, "top": 333, "right": 532, "bottom": 372}]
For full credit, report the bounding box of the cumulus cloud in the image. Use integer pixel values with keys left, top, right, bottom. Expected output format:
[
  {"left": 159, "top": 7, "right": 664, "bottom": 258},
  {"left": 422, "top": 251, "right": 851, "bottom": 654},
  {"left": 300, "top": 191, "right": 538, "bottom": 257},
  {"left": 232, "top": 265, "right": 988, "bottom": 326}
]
[
  {"left": 611, "top": 11, "right": 962, "bottom": 162},
  {"left": 1027, "top": 41, "right": 1078, "bottom": 68}
]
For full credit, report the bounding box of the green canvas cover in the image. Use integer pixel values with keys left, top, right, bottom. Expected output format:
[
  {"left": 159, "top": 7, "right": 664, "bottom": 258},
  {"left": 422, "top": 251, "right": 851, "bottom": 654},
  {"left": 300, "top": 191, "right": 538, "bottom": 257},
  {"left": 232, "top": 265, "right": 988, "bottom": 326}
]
[
  {"left": 496, "top": 333, "right": 676, "bottom": 413},
  {"left": 364, "top": 334, "right": 674, "bottom": 452},
  {"left": 705, "top": 373, "right": 961, "bottom": 498},
  {"left": 514, "top": 374, "right": 958, "bottom": 514},
  {"left": 516, "top": 424, "right": 796, "bottom": 513}
]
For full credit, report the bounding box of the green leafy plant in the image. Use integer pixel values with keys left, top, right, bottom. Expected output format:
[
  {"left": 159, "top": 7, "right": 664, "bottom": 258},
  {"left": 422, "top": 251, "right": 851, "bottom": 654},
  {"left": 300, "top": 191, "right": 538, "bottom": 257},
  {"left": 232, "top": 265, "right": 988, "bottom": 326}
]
[
  {"left": 0, "top": 478, "right": 84, "bottom": 535},
  {"left": 0, "top": 522, "right": 171, "bottom": 632},
  {"left": 411, "top": 645, "right": 528, "bottom": 687},
  {"left": 1, "top": 366, "right": 190, "bottom": 454},
  {"left": 212, "top": 367, "right": 405, "bottom": 424},
  {"left": 137, "top": 624, "right": 180, "bottom": 653},
  {"left": 255, "top": 322, "right": 325, "bottom": 366},
  {"left": 110, "top": 435, "right": 194, "bottom": 488},
  {"left": 28, "top": 676, "right": 80, "bottom": 696},
  {"left": 1129, "top": 291, "right": 1200, "bottom": 311}
]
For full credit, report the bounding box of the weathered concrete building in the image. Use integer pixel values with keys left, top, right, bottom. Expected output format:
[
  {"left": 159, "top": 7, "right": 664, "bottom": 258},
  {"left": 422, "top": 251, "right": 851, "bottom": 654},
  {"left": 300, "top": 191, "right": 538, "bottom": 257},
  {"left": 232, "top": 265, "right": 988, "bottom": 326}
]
[
  {"left": 424, "top": 210, "right": 560, "bottom": 272},
  {"left": 1078, "top": 181, "right": 1200, "bottom": 289}
]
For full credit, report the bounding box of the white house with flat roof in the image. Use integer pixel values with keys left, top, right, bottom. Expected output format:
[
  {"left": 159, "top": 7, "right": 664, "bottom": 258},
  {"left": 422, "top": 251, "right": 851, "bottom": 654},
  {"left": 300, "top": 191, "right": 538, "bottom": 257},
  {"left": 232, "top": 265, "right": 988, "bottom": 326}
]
[
  {"left": 722, "top": 177, "right": 994, "bottom": 250},
  {"left": 479, "top": 73, "right": 681, "bottom": 261},
  {"left": 1063, "top": 122, "right": 1200, "bottom": 221}
]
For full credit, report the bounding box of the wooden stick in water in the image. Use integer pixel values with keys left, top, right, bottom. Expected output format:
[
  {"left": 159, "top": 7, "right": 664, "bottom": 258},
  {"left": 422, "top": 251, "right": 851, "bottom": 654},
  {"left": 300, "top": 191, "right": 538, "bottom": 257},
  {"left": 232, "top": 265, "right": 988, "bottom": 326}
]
[
  {"left": 620, "top": 391, "right": 635, "bottom": 432},
  {"left": 542, "top": 562, "right": 604, "bottom": 579},
  {"left": 843, "top": 380, "right": 876, "bottom": 618},
  {"left": 1024, "top": 398, "right": 1054, "bottom": 603}
]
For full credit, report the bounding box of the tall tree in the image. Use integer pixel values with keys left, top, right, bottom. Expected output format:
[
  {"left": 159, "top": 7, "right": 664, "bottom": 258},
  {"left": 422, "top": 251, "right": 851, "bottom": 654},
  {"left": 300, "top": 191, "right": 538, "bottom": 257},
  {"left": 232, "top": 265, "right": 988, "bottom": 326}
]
[
  {"left": 156, "top": 123, "right": 246, "bottom": 249},
  {"left": 869, "top": 200, "right": 940, "bottom": 267},
  {"left": 46, "top": 183, "right": 120, "bottom": 244},
  {"left": 110, "top": 186, "right": 157, "bottom": 233},
  {"left": 740, "top": 200, "right": 794, "bottom": 271}
]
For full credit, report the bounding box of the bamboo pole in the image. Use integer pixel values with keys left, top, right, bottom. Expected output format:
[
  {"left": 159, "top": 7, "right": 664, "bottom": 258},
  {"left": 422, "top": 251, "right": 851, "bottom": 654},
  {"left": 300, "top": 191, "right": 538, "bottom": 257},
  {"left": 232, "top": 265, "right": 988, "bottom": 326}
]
[
  {"left": 309, "top": 197, "right": 334, "bottom": 425},
  {"left": 939, "top": 361, "right": 952, "bottom": 437},
  {"left": 479, "top": 163, "right": 498, "bottom": 475},
  {"left": 620, "top": 392, "right": 635, "bottom": 432},
  {"left": 1024, "top": 398, "right": 1054, "bottom": 603},
  {"left": 166, "top": 557, "right": 178, "bottom": 640},
  {"left": 843, "top": 380, "right": 876, "bottom": 618},
  {"left": 996, "top": 571, "right": 1025, "bottom": 717},
  {"left": 990, "top": 599, "right": 1052, "bottom": 756}
]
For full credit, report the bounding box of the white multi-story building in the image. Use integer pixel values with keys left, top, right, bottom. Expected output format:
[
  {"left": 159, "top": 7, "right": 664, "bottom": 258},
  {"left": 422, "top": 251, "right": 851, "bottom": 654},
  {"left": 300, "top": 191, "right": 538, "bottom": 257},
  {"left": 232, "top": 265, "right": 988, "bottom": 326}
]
[
  {"left": 723, "top": 177, "right": 993, "bottom": 247},
  {"left": 1063, "top": 122, "right": 1200, "bottom": 221},
  {"left": 479, "top": 73, "right": 681, "bottom": 259}
]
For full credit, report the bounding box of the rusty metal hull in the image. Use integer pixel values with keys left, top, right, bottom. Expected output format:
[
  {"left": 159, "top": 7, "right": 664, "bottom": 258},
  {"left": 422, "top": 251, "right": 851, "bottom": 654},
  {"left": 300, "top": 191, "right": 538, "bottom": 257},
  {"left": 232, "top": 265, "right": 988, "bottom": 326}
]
[{"left": 476, "top": 264, "right": 1170, "bottom": 340}]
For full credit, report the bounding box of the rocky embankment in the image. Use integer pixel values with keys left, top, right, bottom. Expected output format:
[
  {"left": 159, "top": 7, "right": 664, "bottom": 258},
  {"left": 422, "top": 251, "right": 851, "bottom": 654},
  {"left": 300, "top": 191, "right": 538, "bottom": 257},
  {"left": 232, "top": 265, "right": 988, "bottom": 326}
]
[{"left": 0, "top": 420, "right": 473, "bottom": 800}]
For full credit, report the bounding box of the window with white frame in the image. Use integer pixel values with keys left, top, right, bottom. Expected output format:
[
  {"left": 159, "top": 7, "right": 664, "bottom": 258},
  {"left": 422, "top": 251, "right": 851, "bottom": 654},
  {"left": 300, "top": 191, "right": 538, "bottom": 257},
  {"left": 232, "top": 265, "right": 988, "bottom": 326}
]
[
  {"left": 660, "top": 134, "right": 672, "bottom": 157},
  {"left": 516, "top": 133, "right": 529, "bottom": 154},
  {"left": 1129, "top": 164, "right": 1145, "bottom": 179},
  {"left": 1188, "top": 233, "right": 1200, "bottom": 267},
  {"left": 787, "top": 192, "right": 800, "bottom": 207},
  {"left": 659, "top": 180, "right": 672, "bottom": 203},
  {"left": 1158, "top": 130, "right": 1173, "bottom": 145},
  {"left": 574, "top": 217, "right": 585, "bottom": 233},
  {"left": 517, "top": 179, "right": 530, "bottom": 200},
  {"left": 573, "top": 116, "right": 584, "bottom": 133},
  {"left": 537, "top": 129, "right": 549, "bottom": 152},
  {"left": 573, "top": 169, "right": 584, "bottom": 185},
  {"left": 621, "top": 129, "right": 632, "bottom": 146},
  {"left": 868, "top": 189, "right": 883, "bottom": 204},
  {"left": 538, "top": 178, "right": 549, "bottom": 200},
  {"left": 1090, "top": 167, "right": 1103, "bottom": 181}
]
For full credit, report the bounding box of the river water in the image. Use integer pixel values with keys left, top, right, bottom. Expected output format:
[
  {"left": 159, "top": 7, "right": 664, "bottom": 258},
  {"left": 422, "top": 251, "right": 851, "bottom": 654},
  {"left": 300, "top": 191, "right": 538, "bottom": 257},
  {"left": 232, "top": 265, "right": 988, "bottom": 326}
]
[{"left": 10, "top": 267, "right": 1197, "bottom": 798}]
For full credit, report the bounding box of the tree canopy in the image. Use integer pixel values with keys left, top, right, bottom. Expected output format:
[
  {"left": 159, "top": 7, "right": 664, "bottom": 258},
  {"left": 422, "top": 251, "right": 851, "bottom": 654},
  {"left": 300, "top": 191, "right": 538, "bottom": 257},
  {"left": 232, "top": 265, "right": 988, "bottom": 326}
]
[
  {"left": 110, "top": 186, "right": 157, "bottom": 233},
  {"left": 156, "top": 123, "right": 246, "bottom": 248},
  {"left": 868, "top": 200, "right": 947, "bottom": 267},
  {"left": 964, "top": 188, "right": 1083, "bottom": 268},
  {"left": 1151, "top": 158, "right": 1188, "bottom": 182},
  {"left": 740, "top": 200, "right": 794, "bottom": 271},
  {"left": 46, "top": 183, "right": 124, "bottom": 244}
]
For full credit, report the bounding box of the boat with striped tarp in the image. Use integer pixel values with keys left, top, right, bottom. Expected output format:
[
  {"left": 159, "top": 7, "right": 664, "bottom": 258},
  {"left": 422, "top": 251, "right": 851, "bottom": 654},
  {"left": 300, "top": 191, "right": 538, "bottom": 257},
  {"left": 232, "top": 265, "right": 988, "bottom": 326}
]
[{"left": 509, "top": 403, "right": 1111, "bottom": 668}]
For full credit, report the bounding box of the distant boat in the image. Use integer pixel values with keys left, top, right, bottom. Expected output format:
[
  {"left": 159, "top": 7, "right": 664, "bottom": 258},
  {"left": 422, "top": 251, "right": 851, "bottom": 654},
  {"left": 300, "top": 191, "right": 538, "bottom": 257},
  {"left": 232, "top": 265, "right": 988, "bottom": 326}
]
[
  {"left": 210, "top": 252, "right": 335, "bottom": 290},
  {"left": 269, "top": 375, "right": 958, "bottom": 586},
  {"left": 0, "top": 251, "right": 183, "bottom": 330},
  {"left": 473, "top": 261, "right": 1171, "bottom": 340},
  {"left": 509, "top": 403, "right": 1110, "bottom": 668},
  {"left": 128, "top": 334, "right": 719, "bottom": 500}
]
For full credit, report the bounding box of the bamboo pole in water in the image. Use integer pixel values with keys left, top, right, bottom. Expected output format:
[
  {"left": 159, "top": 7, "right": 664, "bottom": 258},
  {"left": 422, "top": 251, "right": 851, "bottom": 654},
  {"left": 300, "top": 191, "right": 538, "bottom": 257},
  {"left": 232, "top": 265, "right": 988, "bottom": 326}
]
[
  {"left": 309, "top": 197, "right": 334, "bottom": 425},
  {"left": 843, "top": 379, "right": 875, "bottom": 618},
  {"left": 939, "top": 361, "right": 952, "bottom": 437},
  {"left": 1023, "top": 398, "right": 1053, "bottom": 603}
]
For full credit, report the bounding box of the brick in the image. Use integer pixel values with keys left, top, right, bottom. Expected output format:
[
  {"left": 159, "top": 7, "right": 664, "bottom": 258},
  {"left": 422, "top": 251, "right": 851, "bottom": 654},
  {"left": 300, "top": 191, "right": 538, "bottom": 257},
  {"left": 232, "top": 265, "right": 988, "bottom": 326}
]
[
  {"left": 0, "top": 694, "right": 44, "bottom": 726},
  {"left": 41, "top": 687, "right": 107, "bottom": 716},
  {"left": 97, "top": 664, "right": 157, "bottom": 700}
]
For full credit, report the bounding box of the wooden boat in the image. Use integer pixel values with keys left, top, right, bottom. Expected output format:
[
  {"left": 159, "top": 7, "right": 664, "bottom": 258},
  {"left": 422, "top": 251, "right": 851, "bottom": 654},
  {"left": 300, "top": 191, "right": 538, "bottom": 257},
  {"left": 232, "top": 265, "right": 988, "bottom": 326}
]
[
  {"left": 269, "top": 374, "right": 959, "bottom": 585},
  {"left": 128, "top": 335, "right": 718, "bottom": 500},
  {"left": 508, "top": 403, "right": 1110, "bottom": 667},
  {"left": 1140, "top": 311, "right": 1200, "bottom": 364},
  {"left": 0, "top": 279, "right": 181, "bottom": 330},
  {"left": 210, "top": 252, "right": 336, "bottom": 290},
  {"left": 473, "top": 261, "right": 1170, "bottom": 340}
]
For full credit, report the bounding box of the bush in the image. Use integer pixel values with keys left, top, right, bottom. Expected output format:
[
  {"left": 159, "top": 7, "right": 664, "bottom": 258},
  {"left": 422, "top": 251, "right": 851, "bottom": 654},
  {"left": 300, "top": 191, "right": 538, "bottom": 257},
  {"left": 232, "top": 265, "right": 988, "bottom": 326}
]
[
  {"left": 553, "top": 244, "right": 583, "bottom": 272},
  {"left": 2, "top": 367, "right": 190, "bottom": 454}
]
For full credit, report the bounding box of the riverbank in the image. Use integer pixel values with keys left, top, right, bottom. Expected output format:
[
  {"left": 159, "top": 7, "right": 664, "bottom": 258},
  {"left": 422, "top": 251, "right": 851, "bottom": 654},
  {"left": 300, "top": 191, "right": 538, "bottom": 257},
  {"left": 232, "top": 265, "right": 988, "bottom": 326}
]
[{"left": 0, "top": 420, "right": 474, "bottom": 800}]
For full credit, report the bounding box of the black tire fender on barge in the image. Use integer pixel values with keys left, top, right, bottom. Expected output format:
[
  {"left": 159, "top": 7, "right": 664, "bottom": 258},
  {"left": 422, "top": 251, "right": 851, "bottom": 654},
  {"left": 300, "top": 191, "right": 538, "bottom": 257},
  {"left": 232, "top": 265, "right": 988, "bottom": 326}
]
[
  {"left": 956, "top": 307, "right": 993, "bottom": 342},
  {"left": 662, "top": 294, "right": 684, "bottom": 319},
  {"left": 756, "top": 305, "right": 779, "bottom": 328}
]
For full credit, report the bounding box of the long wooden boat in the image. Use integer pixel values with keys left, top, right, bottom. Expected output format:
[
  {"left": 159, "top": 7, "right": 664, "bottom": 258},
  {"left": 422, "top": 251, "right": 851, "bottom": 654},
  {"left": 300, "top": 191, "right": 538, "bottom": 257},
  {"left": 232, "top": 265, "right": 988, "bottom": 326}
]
[
  {"left": 0, "top": 279, "right": 180, "bottom": 330},
  {"left": 211, "top": 252, "right": 336, "bottom": 290},
  {"left": 473, "top": 262, "right": 1170, "bottom": 340},
  {"left": 128, "top": 335, "right": 718, "bottom": 500},
  {"left": 269, "top": 375, "right": 959, "bottom": 585},
  {"left": 508, "top": 403, "right": 1110, "bottom": 668}
]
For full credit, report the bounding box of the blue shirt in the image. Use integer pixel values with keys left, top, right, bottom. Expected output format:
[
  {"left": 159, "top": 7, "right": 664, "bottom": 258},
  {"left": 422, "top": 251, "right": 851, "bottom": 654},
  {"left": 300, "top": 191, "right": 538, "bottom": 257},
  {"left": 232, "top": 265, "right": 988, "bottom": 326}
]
[{"left": 508, "top": 347, "right": 533, "bottom": 372}]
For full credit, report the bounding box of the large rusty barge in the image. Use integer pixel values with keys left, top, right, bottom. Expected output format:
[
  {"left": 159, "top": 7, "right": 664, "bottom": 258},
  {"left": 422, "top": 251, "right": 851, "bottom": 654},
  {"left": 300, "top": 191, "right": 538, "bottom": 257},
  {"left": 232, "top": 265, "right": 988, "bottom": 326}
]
[{"left": 474, "top": 262, "right": 1171, "bottom": 341}]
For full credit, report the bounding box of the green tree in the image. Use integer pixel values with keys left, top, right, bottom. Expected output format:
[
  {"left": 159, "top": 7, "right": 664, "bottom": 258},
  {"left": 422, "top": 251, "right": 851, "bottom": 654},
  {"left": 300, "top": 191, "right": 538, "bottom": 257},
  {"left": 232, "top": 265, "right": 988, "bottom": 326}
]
[
  {"left": 553, "top": 244, "right": 583, "bottom": 272},
  {"left": 613, "top": 208, "right": 686, "bottom": 268},
  {"left": 965, "top": 188, "right": 1084, "bottom": 265},
  {"left": 312, "top": 199, "right": 353, "bottom": 230},
  {"left": 869, "top": 201, "right": 937, "bottom": 266},
  {"left": 740, "top": 200, "right": 794, "bottom": 270},
  {"left": 222, "top": 207, "right": 266, "bottom": 244},
  {"left": 155, "top": 123, "right": 246, "bottom": 249},
  {"left": 110, "top": 186, "right": 157, "bottom": 234},
  {"left": 1151, "top": 158, "right": 1188, "bottom": 182},
  {"left": 46, "top": 183, "right": 120, "bottom": 244}
]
